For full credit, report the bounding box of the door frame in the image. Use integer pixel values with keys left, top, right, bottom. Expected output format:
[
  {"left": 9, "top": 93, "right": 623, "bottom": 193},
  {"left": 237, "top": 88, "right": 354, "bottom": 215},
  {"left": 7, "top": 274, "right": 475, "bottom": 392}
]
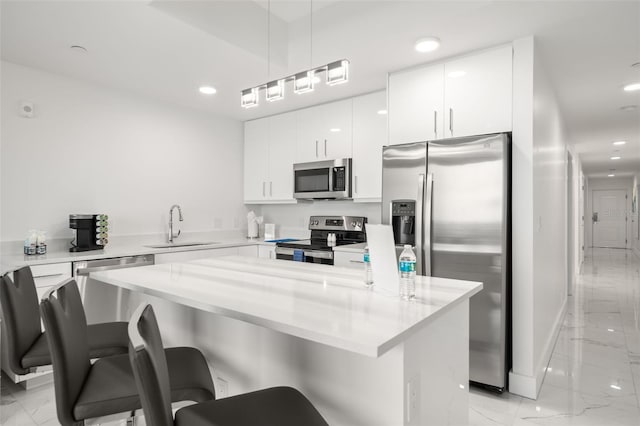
[{"left": 590, "top": 188, "right": 629, "bottom": 249}]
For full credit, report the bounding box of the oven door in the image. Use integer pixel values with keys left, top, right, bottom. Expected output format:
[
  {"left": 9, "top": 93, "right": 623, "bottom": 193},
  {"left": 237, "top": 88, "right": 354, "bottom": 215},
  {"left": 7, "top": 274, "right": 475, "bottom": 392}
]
[{"left": 275, "top": 247, "right": 334, "bottom": 265}]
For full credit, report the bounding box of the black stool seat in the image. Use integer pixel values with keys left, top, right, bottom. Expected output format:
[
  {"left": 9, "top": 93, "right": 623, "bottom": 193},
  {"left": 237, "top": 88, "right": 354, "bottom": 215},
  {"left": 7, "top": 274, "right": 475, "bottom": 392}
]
[
  {"left": 74, "top": 347, "right": 214, "bottom": 420},
  {"left": 174, "top": 386, "right": 328, "bottom": 426},
  {"left": 129, "top": 303, "right": 329, "bottom": 426},
  {"left": 20, "top": 322, "right": 129, "bottom": 369}
]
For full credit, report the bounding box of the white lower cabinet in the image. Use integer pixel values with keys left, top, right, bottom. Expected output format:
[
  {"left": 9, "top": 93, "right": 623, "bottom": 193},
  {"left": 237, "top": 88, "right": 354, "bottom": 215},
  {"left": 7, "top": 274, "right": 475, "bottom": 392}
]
[
  {"left": 258, "top": 245, "right": 276, "bottom": 259},
  {"left": 334, "top": 251, "right": 365, "bottom": 269}
]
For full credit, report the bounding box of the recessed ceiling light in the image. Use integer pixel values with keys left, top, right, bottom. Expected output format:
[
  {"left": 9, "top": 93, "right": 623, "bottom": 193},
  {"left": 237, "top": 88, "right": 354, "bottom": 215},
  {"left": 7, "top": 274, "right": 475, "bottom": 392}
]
[
  {"left": 377, "top": 110, "right": 388, "bottom": 115},
  {"left": 329, "top": 128, "right": 341, "bottom": 132},
  {"left": 612, "top": 141, "right": 626, "bottom": 145},
  {"left": 610, "top": 156, "right": 621, "bottom": 160},
  {"left": 610, "top": 384, "right": 622, "bottom": 390},
  {"left": 448, "top": 70, "right": 466, "bottom": 78},
  {"left": 620, "top": 105, "right": 638, "bottom": 111},
  {"left": 199, "top": 86, "right": 217, "bottom": 95},
  {"left": 623, "top": 82, "right": 640, "bottom": 92},
  {"left": 414, "top": 37, "right": 440, "bottom": 53},
  {"left": 608, "top": 174, "right": 615, "bottom": 177}
]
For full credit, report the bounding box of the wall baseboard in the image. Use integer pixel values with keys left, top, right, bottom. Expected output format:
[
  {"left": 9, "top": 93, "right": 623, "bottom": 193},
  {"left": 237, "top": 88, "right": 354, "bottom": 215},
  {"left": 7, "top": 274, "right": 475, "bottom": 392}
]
[{"left": 508, "top": 296, "right": 568, "bottom": 399}]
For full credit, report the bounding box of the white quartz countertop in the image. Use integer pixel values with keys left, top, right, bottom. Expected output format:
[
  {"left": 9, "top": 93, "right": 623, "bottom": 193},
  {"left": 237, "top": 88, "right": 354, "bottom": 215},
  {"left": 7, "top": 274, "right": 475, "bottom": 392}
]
[
  {"left": 91, "top": 255, "right": 482, "bottom": 358},
  {"left": 333, "top": 242, "right": 367, "bottom": 253},
  {"left": 0, "top": 232, "right": 276, "bottom": 274}
]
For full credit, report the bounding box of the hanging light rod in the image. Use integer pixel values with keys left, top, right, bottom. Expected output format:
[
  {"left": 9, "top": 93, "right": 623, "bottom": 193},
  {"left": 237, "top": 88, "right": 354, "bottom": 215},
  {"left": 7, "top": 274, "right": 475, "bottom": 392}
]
[{"left": 241, "top": 59, "right": 350, "bottom": 108}]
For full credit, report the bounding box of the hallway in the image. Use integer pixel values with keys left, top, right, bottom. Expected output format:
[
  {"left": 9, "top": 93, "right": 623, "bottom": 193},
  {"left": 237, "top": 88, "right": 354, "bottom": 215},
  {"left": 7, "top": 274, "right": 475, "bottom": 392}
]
[{"left": 470, "top": 248, "right": 640, "bottom": 425}]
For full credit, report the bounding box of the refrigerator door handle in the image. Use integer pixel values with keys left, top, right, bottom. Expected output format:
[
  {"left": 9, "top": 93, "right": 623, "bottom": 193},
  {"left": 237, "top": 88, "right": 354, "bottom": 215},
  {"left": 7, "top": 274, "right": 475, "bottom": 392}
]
[
  {"left": 415, "top": 174, "right": 425, "bottom": 275},
  {"left": 424, "top": 173, "right": 434, "bottom": 276}
]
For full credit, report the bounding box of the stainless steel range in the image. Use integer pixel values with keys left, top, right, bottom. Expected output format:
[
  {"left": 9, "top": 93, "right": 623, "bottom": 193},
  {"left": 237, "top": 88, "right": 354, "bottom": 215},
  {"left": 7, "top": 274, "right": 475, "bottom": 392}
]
[{"left": 275, "top": 215, "right": 367, "bottom": 265}]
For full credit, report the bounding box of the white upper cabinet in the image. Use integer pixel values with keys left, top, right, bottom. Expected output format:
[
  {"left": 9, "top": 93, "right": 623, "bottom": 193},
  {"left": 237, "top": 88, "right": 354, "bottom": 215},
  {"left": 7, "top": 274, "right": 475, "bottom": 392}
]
[
  {"left": 444, "top": 45, "right": 513, "bottom": 138},
  {"left": 267, "top": 112, "right": 296, "bottom": 201},
  {"left": 352, "top": 91, "right": 387, "bottom": 201},
  {"left": 244, "top": 118, "right": 270, "bottom": 202},
  {"left": 296, "top": 99, "right": 353, "bottom": 162},
  {"left": 244, "top": 113, "right": 296, "bottom": 203},
  {"left": 388, "top": 64, "right": 444, "bottom": 145},
  {"left": 388, "top": 44, "right": 513, "bottom": 144}
]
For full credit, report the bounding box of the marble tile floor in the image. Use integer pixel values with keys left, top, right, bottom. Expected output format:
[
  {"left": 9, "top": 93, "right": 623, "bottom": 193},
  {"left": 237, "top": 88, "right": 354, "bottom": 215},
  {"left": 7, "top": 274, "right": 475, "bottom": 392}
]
[
  {"left": 470, "top": 248, "right": 640, "bottom": 425},
  {"left": 2, "top": 248, "right": 639, "bottom": 425}
]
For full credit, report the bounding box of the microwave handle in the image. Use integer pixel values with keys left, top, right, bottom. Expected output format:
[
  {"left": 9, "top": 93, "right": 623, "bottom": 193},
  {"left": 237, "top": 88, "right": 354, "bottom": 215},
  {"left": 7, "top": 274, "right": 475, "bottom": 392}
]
[{"left": 328, "top": 167, "right": 334, "bottom": 191}]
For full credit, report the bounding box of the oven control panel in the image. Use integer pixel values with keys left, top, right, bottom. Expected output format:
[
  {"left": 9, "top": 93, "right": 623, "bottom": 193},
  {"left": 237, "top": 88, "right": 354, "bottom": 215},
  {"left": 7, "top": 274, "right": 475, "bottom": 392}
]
[{"left": 308, "top": 215, "right": 367, "bottom": 231}]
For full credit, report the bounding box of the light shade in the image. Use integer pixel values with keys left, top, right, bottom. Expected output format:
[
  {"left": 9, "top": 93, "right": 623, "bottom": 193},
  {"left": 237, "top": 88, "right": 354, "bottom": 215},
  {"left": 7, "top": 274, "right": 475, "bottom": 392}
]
[
  {"left": 327, "top": 60, "right": 349, "bottom": 86},
  {"left": 241, "top": 88, "right": 259, "bottom": 108},
  {"left": 294, "top": 71, "right": 315, "bottom": 94},
  {"left": 266, "top": 80, "right": 284, "bottom": 102}
]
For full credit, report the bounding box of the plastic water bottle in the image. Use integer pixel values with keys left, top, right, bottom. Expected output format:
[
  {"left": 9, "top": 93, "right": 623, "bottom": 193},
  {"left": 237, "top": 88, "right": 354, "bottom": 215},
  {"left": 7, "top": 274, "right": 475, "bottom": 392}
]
[
  {"left": 363, "top": 246, "right": 373, "bottom": 286},
  {"left": 399, "top": 245, "right": 416, "bottom": 300}
]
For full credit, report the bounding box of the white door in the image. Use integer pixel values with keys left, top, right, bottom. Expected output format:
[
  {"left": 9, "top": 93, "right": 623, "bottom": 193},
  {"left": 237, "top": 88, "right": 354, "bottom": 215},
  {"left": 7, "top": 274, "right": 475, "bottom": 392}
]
[
  {"left": 321, "top": 99, "right": 353, "bottom": 160},
  {"left": 244, "top": 118, "right": 269, "bottom": 202},
  {"left": 388, "top": 63, "right": 444, "bottom": 144},
  {"left": 268, "top": 112, "right": 296, "bottom": 201},
  {"left": 592, "top": 189, "right": 627, "bottom": 248},
  {"left": 444, "top": 45, "right": 512, "bottom": 138},
  {"left": 352, "top": 91, "right": 386, "bottom": 201}
]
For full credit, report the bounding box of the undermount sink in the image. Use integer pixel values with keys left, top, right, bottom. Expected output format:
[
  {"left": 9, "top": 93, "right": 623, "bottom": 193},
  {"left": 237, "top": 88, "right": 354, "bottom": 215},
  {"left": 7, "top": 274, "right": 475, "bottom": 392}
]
[{"left": 145, "top": 241, "right": 218, "bottom": 249}]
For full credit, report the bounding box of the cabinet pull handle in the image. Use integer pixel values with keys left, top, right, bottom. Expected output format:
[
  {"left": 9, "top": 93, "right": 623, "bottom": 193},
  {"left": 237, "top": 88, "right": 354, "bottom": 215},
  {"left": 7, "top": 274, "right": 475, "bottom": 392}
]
[
  {"left": 349, "top": 260, "right": 365, "bottom": 264},
  {"left": 270, "top": 181, "right": 273, "bottom": 196},
  {"left": 449, "top": 108, "right": 453, "bottom": 136},
  {"left": 315, "top": 140, "right": 319, "bottom": 157},
  {"left": 262, "top": 182, "right": 265, "bottom": 196},
  {"left": 434, "top": 110, "right": 438, "bottom": 138},
  {"left": 324, "top": 139, "right": 327, "bottom": 157},
  {"left": 354, "top": 175, "right": 358, "bottom": 194}
]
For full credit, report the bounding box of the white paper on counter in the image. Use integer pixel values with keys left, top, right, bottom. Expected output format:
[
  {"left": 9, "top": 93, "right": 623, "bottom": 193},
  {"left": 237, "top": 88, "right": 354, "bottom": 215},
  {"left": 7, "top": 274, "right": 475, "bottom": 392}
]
[{"left": 365, "top": 224, "right": 399, "bottom": 296}]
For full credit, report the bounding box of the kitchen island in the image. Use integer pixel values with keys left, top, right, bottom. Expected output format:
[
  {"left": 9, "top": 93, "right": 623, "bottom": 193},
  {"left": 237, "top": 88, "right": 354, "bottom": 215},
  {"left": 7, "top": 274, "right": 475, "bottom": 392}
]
[{"left": 91, "top": 255, "right": 482, "bottom": 426}]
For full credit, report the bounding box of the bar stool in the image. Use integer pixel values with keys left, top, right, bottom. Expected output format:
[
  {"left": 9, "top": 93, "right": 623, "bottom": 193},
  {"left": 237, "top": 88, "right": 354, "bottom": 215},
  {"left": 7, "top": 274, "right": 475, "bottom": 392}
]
[
  {"left": 0, "top": 266, "right": 129, "bottom": 376},
  {"left": 128, "top": 303, "right": 329, "bottom": 426},
  {"left": 40, "top": 279, "right": 215, "bottom": 426}
]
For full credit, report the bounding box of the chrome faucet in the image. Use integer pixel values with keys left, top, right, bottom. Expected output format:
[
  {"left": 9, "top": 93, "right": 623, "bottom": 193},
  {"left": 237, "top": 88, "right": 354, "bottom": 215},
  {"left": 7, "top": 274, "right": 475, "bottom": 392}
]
[{"left": 168, "top": 204, "right": 183, "bottom": 243}]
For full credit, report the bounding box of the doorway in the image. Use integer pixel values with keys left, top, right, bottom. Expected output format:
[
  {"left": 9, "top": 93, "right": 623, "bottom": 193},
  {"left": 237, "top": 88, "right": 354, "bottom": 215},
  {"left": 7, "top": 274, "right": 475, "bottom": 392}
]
[{"left": 591, "top": 189, "right": 628, "bottom": 248}]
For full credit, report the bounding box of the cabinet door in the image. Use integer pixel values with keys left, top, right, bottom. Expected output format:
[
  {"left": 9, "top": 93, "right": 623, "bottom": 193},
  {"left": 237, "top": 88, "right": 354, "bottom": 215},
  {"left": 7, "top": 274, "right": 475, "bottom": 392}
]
[
  {"left": 296, "top": 107, "right": 321, "bottom": 163},
  {"left": 268, "top": 112, "right": 296, "bottom": 200},
  {"left": 258, "top": 245, "right": 276, "bottom": 259},
  {"left": 244, "top": 118, "right": 270, "bottom": 202},
  {"left": 320, "top": 99, "right": 353, "bottom": 160},
  {"left": 444, "top": 45, "right": 513, "bottom": 138},
  {"left": 388, "top": 64, "right": 444, "bottom": 145},
  {"left": 352, "top": 91, "right": 386, "bottom": 201}
]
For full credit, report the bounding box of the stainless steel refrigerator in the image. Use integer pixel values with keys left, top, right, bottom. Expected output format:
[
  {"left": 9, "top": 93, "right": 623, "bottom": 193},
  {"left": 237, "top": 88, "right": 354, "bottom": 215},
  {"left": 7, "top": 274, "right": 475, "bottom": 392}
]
[{"left": 382, "top": 133, "right": 510, "bottom": 391}]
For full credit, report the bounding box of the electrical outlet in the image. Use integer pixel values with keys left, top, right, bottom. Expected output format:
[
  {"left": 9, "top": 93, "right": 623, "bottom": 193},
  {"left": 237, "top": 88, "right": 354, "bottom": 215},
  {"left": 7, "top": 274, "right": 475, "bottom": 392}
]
[
  {"left": 215, "top": 377, "right": 228, "bottom": 398},
  {"left": 406, "top": 375, "right": 420, "bottom": 425}
]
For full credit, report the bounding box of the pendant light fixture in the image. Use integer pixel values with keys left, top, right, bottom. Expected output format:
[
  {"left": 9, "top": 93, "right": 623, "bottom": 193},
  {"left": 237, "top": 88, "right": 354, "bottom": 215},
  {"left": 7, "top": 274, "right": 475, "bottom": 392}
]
[{"left": 240, "top": 0, "right": 350, "bottom": 108}]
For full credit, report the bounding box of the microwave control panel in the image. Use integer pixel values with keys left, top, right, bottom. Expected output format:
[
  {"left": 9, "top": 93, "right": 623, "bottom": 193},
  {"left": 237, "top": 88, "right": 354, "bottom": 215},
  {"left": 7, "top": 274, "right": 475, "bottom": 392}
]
[{"left": 333, "top": 167, "right": 346, "bottom": 191}]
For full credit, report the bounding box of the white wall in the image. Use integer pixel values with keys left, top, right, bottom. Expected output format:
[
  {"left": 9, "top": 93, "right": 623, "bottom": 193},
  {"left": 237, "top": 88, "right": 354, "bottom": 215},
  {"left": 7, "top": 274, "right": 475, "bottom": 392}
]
[
  {"left": 510, "top": 37, "right": 569, "bottom": 399},
  {"left": 584, "top": 177, "right": 634, "bottom": 248},
  {"left": 0, "top": 61, "right": 246, "bottom": 241}
]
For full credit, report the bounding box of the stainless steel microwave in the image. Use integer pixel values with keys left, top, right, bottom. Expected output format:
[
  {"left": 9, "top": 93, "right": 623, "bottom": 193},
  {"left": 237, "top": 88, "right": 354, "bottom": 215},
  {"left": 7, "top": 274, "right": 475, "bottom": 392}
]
[{"left": 293, "top": 158, "right": 352, "bottom": 200}]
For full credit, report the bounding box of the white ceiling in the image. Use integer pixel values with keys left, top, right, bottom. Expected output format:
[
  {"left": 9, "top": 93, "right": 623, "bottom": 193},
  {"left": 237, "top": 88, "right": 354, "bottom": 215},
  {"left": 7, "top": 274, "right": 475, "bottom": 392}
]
[{"left": 1, "top": 1, "right": 639, "bottom": 177}]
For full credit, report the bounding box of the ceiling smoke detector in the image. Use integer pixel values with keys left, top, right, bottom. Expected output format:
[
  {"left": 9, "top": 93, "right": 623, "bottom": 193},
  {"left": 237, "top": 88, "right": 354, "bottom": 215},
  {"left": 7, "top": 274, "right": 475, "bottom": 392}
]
[{"left": 619, "top": 105, "right": 638, "bottom": 111}]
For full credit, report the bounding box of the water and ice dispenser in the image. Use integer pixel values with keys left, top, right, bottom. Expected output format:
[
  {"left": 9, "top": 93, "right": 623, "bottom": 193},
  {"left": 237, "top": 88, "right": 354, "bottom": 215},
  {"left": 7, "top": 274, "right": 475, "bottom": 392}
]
[{"left": 390, "top": 200, "right": 416, "bottom": 246}]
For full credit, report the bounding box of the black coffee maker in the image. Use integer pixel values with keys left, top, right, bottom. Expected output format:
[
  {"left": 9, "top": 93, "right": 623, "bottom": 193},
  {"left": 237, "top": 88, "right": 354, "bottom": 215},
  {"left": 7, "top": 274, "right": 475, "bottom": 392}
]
[
  {"left": 391, "top": 200, "right": 415, "bottom": 246},
  {"left": 69, "top": 214, "right": 109, "bottom": 252}
]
